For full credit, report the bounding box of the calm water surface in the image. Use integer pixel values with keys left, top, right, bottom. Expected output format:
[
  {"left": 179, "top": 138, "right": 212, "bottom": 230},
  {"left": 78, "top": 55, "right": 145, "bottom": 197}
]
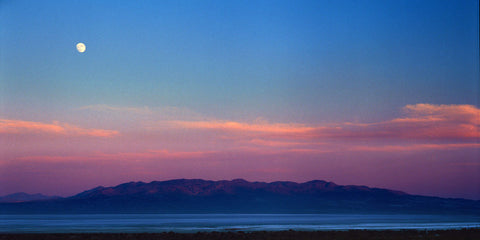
[{"left": 1, "top": 214, "right": 479, "bottom": 233}]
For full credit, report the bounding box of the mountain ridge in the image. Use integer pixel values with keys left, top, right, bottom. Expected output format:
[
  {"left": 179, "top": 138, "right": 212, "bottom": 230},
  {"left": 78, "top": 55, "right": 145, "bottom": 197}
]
[
  {"left": 1, "top": 179, "right": 478, "bottom": 214},
  {"left": 70, "top": 178, "right": 409, "bottom": 199}
]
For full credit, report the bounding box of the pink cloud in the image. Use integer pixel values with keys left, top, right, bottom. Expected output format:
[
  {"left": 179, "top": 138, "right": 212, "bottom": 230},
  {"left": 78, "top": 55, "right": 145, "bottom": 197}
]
[
  {"left": 403, "top": 103, "right": 479, "bottom": 124},
  {"left": 351, "top": 143, "right": 480, "bottom": 152},
  {"left": 341, "top": 103, "right": 480, "bottom": 139},
  {"left": 0, "top": 119, "right": 119, "bottom": 137},
  {"left": 5, "top": 104, "right": 478, "bottom": 166},
  {"left": 18, "top": 149, "right": 211, "bottom": 162},
  {"left": 248, "top": 139, "right": 316, "bottom": 147},
  {"left": 163, "top": 104, "right": 479, "bottom": 140},
  {"left": 168, "top": 120, "right": 315, "bottom": 135},
  {"left": 95, "top": 150, "right": 210, "bottom": 160}
]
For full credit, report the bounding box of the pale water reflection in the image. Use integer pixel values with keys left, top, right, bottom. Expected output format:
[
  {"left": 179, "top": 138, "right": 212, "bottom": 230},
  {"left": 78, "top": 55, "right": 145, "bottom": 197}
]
[{"left": 1, "top": 214, "right": 479, "bottom": 233}]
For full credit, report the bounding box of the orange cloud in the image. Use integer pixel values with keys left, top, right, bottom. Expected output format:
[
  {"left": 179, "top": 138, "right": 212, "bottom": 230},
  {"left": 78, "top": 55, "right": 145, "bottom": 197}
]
[{"left": 0, "top": 119, "right": 119, "bottom": 137}]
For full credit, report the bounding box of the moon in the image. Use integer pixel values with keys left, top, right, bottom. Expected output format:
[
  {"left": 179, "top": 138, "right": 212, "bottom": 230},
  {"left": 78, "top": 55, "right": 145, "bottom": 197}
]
[{"left": 76, "top": 43, "right": 86, "bottom": 53}]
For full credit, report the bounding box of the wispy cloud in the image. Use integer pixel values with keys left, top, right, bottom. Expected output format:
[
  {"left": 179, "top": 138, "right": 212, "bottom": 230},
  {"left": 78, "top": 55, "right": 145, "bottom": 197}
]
[
  {"left": 168, "top": 120, "right": 315, "bottom": 135},
  {"left": 248, "top": 139, "right": 320, "bottom": 147},
  {"left": 0, "top": 119, "right": 119, "bottom": 137},
  {"left": 79, "top": 104, "right": 205, "bottom": 121},
  {"left": 78, "top": 104, "right": 153, "bottom": 115},
  {"left": 351, "top": 143, "right": 480, "bottom": 152},
  {"left": 162, "top": 104, "right": 480, "bottom": 140},
  {"left": 18, "top": 149, "right": 210, "bottom": 162},
  {"left": 337, "top": 104, "right": 480, "bottom": 139}
]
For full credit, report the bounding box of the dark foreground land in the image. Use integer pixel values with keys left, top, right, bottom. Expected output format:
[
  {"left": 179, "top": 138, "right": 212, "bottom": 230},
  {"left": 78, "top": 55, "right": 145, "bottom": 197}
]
[{"left": 1, "top": 229, "right": 480, "bottom": 240}]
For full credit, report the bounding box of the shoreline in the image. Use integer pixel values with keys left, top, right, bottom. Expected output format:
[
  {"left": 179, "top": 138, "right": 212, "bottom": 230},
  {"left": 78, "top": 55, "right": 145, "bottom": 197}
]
[{"left": 1, "top": 229, "right": 480, "bottom": 240}]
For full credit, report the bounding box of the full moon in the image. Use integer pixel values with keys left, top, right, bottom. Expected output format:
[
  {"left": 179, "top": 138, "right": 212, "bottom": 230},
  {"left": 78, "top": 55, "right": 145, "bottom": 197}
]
[{"left": 76, "top": 43, "right": 86, "bottom": 53}]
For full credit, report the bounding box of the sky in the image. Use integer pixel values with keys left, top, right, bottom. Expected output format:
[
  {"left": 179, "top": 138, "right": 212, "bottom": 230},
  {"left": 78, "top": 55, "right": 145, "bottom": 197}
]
[{"left": 0, "top": 0, "right": 479, "bottom": 199}]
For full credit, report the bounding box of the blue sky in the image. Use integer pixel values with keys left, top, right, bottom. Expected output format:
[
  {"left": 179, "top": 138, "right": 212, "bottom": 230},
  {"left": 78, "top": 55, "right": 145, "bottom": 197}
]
[
  {"left": 2, "top": 0, "right": 478, "bottom": 123},
  {"left": 0, "top": 0, "right": 479, "bottom": 199}
]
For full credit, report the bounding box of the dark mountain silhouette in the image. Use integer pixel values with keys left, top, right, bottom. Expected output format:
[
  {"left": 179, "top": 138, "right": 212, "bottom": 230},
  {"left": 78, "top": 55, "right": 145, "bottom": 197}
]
[
  {"left": 1, "top": 179, "right": 479, "bottom": 214},
  {"left": 0, "top": 192, "right": 61, "bottom": 203}
]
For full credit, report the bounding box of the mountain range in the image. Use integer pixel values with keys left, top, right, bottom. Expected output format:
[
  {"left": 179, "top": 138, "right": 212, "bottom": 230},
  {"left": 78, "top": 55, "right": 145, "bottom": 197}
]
[
  {"left": 0, "top": 192, "right": 60, "bottom": 203},
  {"left": 1, "top": 179, "right": 479, "bottom": 214}
]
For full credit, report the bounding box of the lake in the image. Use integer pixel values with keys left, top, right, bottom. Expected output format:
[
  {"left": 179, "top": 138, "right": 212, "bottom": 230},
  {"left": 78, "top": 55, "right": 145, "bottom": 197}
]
[{"left": 1, "top": 214, "right": 479, "bottom": 233}]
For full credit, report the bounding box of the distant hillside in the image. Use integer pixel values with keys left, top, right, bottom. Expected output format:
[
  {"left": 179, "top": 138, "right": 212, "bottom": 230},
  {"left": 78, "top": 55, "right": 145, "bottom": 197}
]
[
  {"left": 1, "top": 179, "right": 479, "bottom": 214},
  {"left": 0, "top": 192, "right": 61, "bottom": 203}
]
